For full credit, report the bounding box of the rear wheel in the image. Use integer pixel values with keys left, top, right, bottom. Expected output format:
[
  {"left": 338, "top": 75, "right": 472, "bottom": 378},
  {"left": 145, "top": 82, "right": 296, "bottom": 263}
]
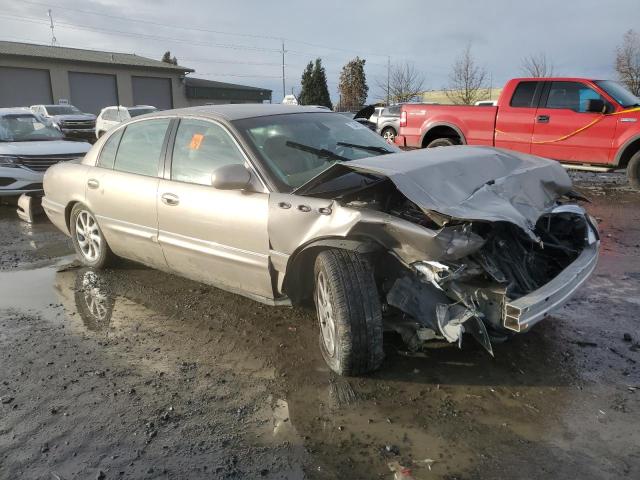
[
  {"left": 426, "top": 137, "right": 458, "bottom": 148},
  {"left": 381, "top": 127, "right": 396, "bottom": 143},
  {"left": 627, "top": 150, "right": 640, "bottom": 189},
  {"left": 313, "top": 249, "right": 384, "bottom": 375},
  {"left": 70, "top": 203, "right": 115, "bottom": 269}
]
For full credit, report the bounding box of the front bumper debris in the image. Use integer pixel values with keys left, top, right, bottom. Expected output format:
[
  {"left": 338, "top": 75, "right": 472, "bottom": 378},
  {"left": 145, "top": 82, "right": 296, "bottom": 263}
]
[{"left": 503, "top": 239, "right": 599, "bottom": 332}]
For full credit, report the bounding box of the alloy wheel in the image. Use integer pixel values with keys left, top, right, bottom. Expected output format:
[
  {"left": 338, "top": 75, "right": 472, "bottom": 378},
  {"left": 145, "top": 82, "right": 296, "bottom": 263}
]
[
  {"left": 315, "top": 270, "right": 336, "bottom": 356},
  {"left": 75, "top": 210, "right": 101, "bottom": 262}
]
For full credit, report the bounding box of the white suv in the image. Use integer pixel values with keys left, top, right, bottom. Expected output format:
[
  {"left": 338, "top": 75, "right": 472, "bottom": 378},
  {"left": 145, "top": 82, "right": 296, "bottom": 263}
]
[{"left": 95, "top": 105, "right": 157, "bottom": 138}]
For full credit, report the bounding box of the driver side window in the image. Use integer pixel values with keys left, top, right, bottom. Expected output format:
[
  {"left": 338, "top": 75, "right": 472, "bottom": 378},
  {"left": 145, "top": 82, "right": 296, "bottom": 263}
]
[{"left": 170, "top": 119, "right": 245, "bottom": 186}]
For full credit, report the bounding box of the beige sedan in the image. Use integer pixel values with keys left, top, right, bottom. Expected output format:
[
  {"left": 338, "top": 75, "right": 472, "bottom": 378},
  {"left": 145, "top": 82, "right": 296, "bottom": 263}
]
[{"left": 43, "top": 105, "right": 599, "bottom": 375}]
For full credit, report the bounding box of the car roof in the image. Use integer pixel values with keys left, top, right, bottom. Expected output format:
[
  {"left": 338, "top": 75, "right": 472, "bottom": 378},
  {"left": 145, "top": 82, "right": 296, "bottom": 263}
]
[
  {"left": 149, "top": 104, "right": 332, "bottom": 121},
  {"left": 0, "top": 107, "right": 35, "bottom": 116}
]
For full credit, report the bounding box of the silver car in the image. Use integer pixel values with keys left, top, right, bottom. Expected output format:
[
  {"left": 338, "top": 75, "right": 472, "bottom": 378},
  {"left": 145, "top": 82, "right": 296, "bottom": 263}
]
[
  {"left": 375, "top": 105, "right": 401, "bottom": 143},
  {"left": 42, "top": 105, "right": 599, "bottom": 375}
]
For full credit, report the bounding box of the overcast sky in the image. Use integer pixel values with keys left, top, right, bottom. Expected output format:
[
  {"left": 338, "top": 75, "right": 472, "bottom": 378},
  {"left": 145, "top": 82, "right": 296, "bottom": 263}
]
[{"left": 3, "top": 0, "right": 639, "bottom": 103}]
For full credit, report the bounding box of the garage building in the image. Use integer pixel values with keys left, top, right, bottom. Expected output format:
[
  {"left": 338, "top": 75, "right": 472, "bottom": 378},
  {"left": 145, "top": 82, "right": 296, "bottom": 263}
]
[{"left": 0, "top": 41, "right": 272, "bottom": 113}]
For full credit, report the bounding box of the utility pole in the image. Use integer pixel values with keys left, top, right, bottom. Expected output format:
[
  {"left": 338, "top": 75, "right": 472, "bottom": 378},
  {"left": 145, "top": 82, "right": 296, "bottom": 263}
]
[
  {"left": 386, "top": 56, "right": 390, "bottom": 105},
  {"left": 48, "top": 9, "right": 57, "bottom": 46},
  {"left": 281, "top": 41, "right": 286, "bottom": 101}
]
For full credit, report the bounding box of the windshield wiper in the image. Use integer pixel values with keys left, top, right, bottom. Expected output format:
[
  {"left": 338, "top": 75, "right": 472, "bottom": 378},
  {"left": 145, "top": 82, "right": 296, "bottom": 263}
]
[
  {"left": 285, "top": 140, "right": 349, "bottom": 162},
  {"left": 336, "top": 142, "right": 393, "bottom": 154}
]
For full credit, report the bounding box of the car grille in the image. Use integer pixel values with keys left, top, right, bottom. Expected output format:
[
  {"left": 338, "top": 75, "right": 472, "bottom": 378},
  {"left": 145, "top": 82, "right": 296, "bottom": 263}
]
[
  {"left": 61, "top": 120, "right": 95, "bottom": 130},
  {"left": 17, "top": 154, "right": 83, "bottom": 172}
]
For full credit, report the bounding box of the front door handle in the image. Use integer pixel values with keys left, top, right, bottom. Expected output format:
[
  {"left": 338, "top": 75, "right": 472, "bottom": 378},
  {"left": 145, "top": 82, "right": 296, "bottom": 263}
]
[
  {"left": 87, "top": 178, "right": 99, "bottom": 189},
  {"left": 537, "top": 115, "right": 550, "bottom": 123},
  {"left": 161, "top": 193, "right": 179, "bottom": 206}
]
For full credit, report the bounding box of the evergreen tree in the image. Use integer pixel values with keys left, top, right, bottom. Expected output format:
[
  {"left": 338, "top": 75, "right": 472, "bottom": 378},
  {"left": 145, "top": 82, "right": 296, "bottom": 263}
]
[
  {"left": 312, "top": 58, "right": 333, "bottom": 109},
  {"left": 298, "top": 58, "right": 333, "bottom": 109},
  {"left": 338, "top": 57, "right": 368, "bottom": 111},
  {"left": 161, "top": 51, "right": 178, "bottom": 65},
  {"left": 298, "top": 61, "right": 314, "bottom": 105}
]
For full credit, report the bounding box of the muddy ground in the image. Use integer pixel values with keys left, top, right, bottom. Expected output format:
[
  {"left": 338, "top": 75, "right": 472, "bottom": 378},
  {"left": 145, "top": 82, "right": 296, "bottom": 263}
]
[{"left": 1, "top": 172, "right": 639, "bottom": 479}]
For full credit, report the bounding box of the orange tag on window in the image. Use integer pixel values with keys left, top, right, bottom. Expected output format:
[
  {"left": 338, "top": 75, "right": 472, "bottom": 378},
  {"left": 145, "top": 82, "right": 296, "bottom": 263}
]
[{"left": 189, "top": 133, "right": 204, "bottom": 150}]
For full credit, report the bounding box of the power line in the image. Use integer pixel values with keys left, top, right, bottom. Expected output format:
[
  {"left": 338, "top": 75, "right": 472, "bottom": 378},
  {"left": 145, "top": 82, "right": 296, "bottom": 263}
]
[
  {"left": 0, "top": 14, "right": 283, "bottom": 53},
  {"left": 18, "top": 0, "right": 391, "bottom": 59}
]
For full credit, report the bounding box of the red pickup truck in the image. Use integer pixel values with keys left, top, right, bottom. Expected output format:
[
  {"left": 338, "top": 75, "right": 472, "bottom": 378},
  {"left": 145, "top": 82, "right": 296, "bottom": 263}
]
[{"left": 395, "top": 77, "right": 640, "bottom": 187}]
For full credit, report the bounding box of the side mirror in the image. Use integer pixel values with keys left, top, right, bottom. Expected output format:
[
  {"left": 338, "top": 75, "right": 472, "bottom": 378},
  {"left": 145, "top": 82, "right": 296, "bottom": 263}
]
[
  {"left": 585, "top": 99, "right": 606, "bottom": 114},
  {"left": 211, "top": 163, "right": 251, "bottom": 190}
]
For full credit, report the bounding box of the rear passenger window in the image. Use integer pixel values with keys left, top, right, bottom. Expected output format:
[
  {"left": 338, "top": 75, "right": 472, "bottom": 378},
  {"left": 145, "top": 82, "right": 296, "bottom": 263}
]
[
  {"left": 510, "top": 81, "right": 539, "bottom": 108},
  {"left": 97, "top": 128, "right": 123, "bottom": 169},
  {"left": 171, "top": 119, "right": 245, "bottom": 185},
  {"left": 114, "top": 119, "right": 170, "bottom": 176}
]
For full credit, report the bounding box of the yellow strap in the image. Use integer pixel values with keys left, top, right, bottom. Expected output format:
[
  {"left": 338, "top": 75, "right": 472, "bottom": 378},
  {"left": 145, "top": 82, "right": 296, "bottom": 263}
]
[{"left": 495, "top": 106, "right": 640, "bottom": 145}]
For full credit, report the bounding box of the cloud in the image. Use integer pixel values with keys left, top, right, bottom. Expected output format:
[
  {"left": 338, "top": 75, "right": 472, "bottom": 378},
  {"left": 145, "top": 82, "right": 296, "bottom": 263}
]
[{"left": 3, "top": 0, "right": 638, "bottom": 102}]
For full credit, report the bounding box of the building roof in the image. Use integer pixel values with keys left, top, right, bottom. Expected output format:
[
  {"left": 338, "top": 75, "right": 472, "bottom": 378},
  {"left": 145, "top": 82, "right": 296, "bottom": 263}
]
[
  {"left": 152, "top": 104, "right": 330, "bottom": 121},
  {"left": 184, "top": 77, "right": 271, "bottom": 93},
  {"left": 184, "top": 77, "right": 272, "bottom": 102},
  {"left": 0, "top": 40, "right": 193, "bottom": 72}
]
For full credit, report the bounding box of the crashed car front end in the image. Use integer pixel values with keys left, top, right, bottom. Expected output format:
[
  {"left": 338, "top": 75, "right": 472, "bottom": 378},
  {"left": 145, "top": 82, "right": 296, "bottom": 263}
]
[{"left": 279, "top": 146, "right": 600, "bottom": 354}]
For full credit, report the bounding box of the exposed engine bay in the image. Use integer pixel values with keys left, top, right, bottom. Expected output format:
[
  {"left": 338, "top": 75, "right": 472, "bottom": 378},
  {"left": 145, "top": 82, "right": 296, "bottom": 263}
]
[{"left": 337, "top": 178, "right": 598, "bottom": 355}]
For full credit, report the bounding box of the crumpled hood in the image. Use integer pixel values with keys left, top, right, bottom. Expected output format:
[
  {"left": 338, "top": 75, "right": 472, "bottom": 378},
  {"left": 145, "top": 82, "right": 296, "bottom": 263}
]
[{"left": 340, "top": 146, "right": 573, "bottom": 236}]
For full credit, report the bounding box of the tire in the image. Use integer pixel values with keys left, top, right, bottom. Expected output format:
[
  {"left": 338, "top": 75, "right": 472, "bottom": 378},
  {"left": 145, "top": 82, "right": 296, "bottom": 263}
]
[
  {"left": 381, "top": 127, "right": 396, "bottom": 143},
  {"left": 313, "top": 249, "right": 384, "bottom": 375},
  {"left": 426, "top": 137, "right": 457, "bottom": 148},
  {"left": 627, "top": 150, "right": 640, "bottom": 189},
  {"left": 70, "top": 203, "right": 115, "bottom": 269}
]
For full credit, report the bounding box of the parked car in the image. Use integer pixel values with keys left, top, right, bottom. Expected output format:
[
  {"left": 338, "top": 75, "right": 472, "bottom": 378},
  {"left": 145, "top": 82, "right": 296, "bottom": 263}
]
[
  {"left": 42, "top": 105, "right": 599, "bottom": 375},
  {"left": 0, "top": 108, "right": 90, "bottom": 198},
  {"left": 30, "top": 104, "right": 96, "bottom": 141},
  {"left": 395, "top": 77, "right": 640, "bottom": 187},
  {"left": 375, "top": 105, "right": 401, "bottom": 142},
  {"left": 95, "top": 105, "right": 158, "bottom": 138}
]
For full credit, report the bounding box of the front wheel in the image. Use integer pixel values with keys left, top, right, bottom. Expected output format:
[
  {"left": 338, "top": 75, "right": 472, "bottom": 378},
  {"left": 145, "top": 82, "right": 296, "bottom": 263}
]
[
  {"left": 70, "top": 203, "right": 115, "bottom": 269},
  {"left": 313, "top": 250, "right": 384, "bottom": 375},
  {"left": 627, "top": 150, "right": 640, "bottom": 189}
]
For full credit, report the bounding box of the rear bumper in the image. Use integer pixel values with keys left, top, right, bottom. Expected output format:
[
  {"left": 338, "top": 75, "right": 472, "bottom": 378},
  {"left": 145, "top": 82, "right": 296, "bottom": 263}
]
[
  {"left": 42, "top": 196, "right": 70, "bottom": 235},
  {"left": 394, "top": 135, "right": 407, "bottom": 147},
  {"left": 503, "top": 230, "right": 599, "bottom": 332}
]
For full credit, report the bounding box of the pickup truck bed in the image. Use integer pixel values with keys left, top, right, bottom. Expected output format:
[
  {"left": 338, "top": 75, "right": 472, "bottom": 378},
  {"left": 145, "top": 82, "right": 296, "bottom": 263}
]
[{"left": 395, "top": 77, "right": 640, "bottom": 188}]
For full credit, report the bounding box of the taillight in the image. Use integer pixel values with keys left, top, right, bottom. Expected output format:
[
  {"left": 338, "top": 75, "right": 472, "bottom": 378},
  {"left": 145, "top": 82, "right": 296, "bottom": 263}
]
[{"left": 400, "top": 110, "right": 407, "bottom": 127}]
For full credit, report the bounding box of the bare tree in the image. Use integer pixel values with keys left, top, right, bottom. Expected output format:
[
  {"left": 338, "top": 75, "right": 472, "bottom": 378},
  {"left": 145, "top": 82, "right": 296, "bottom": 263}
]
[
  {"left": 444, "top": 45, "right": 490, "bottom": 105},
  {"left": 615, "top": 29, "right": 640, "bottom": 96},
  {"left": 521, "top": 52, "right": 554, "bottom": 77},
  {"left": 377, "top": 62, "right": 425, "bottom": 104}
]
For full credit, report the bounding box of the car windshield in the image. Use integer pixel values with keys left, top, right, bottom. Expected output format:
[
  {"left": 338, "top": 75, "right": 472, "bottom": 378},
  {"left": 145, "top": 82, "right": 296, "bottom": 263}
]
[
  {"left": 45, "top": 105, "right": 82, "bottom": 115},
  {"left": 595, "top": 80, "right": 640, "bottom": 108},
  {"left": 232, "top": 112, "right": 399, "bottom": 192},
  {"left": 0, "top": 114, "right": 64, "bottom": 142},
  {"left": 129, "top": 107, "right": 157, "bottom": 117}
]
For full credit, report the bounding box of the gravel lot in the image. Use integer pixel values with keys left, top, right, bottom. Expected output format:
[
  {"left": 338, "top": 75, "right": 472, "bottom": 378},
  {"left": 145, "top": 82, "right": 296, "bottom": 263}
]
[{"left": 1, "top": 172, "right": 639, "bottom": 479}]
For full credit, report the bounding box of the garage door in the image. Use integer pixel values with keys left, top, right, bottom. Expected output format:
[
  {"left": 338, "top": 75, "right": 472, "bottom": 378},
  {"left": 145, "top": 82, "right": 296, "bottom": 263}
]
[
  {"left": 69, "top": 72, "right": 118, "bottom": 114},
  {"left": 132, "top": 76, "right": 173, "bottom": 110},
  {"left": 0, "top": 67, "right": 52, "bottom": 108}
]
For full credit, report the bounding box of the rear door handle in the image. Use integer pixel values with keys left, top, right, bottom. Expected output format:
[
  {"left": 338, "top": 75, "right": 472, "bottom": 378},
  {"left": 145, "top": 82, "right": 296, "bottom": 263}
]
[
  {"left": 161, "top": 193, "right": 179, "bottom": 206},
  {"left": 537, "top": 115, "right": 550, "bottom": 123},
  {"left": 87, "top": 179, "right": 99, "bottom": 189}
]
